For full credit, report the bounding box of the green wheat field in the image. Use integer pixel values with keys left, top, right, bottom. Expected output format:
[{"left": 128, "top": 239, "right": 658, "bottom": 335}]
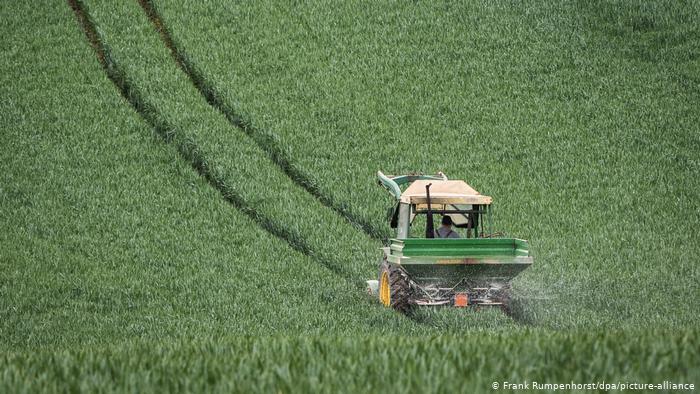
[{"left": 1, "top": 0, "right": 698, "bottom": 392}]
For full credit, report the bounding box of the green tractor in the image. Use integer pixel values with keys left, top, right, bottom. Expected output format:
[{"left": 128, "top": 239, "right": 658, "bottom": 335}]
[{"left": 368, "top": 171, "right": 533, "bottom": 311}]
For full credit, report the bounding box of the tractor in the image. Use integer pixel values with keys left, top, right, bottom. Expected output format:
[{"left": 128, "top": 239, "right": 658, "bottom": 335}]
[{"left": 367, "top": 171, "right": 533, "bottom": 311}]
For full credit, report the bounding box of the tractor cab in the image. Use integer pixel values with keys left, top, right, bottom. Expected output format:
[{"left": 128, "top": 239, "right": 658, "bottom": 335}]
[{"left": 379, "top": 172, "right": 494, "bottom": 240}]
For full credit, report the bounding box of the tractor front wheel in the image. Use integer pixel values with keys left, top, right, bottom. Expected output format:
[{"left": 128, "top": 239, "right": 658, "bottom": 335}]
[{"left": 378, "top": 261, "right": 412, "bottom": 313}]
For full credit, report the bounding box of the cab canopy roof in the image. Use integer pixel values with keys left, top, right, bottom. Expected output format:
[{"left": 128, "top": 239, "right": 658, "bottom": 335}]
[{"left": 400, "top": 180, "right": 492, "bottom": 205}]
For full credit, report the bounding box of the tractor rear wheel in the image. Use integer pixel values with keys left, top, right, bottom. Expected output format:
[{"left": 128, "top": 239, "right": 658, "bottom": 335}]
[{"left": 378, "top": 261, "right": 412, "bottom": 313}]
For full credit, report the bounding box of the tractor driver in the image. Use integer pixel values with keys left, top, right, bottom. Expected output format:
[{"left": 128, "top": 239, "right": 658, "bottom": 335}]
[{"left": 436, "top": 215, "right": 460, "bottom": 239}]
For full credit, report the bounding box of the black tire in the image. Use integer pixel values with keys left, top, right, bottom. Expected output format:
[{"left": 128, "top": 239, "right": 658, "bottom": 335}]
[{"left": 378, "top": 261, "right": 412, "bottom": 313}]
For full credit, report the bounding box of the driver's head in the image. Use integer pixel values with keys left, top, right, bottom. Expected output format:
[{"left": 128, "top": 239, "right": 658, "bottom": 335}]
[{"left": 441, "top": 215, "right": 453, "bottom": 227}]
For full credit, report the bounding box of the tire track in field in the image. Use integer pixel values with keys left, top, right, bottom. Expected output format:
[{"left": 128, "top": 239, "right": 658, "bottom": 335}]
[
  {"left": 66, "top": 0, "right": 351, "bottom": 281},
  {"left": 137, "top": 0, "right": 387, "bottom": 241}
]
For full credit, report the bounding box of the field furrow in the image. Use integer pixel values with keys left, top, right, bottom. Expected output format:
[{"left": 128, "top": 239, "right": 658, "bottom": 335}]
[
  {"left": 73, "top": 0, "right": 382, "bottom": 288},
  {"left": 136, "top": 0, "right": 386, "bottom": 240},
  {"left": 68, "top": 0, "right": 353, "bottom": 279}
]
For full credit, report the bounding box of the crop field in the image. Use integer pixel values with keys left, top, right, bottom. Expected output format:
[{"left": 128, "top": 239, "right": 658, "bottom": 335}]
[
  {"left": 152, "top": 0, "right": 700, "bottom": 329},
  {"left": 1, "top": 0, "right": 698, "bottom": 392}
]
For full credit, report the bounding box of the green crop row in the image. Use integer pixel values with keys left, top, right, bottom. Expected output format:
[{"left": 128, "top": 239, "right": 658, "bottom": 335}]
[
  {"left": 2, "top": 330, "right": 697, "bottom": 393},
  {"left": 152, "top": 0, "right": 700, "bottom": 329}
]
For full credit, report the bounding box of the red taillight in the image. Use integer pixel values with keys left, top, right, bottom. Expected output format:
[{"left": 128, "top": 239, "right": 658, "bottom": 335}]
[{"left": 454, "top": 293, "right": 469, "bottom": 307}]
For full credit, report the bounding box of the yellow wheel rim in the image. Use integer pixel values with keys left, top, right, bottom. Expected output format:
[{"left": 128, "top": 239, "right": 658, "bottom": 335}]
[{"left": 379, "top": 271, "right": 390, "bottom": 307}]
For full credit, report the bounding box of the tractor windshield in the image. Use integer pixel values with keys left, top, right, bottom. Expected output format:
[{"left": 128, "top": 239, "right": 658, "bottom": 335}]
[
  {"left": 378, "top": 172, "right": 495, "bottom": 239},
  {"left": 409, "top": 204, "right": 492, "bottom": 239}
]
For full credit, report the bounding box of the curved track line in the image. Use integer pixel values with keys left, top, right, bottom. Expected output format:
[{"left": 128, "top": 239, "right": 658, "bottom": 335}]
[
  {"left": 137, "top": 0, "right": 387, "bottom": 241},
  {"left": 67, "top": 0, "right": 354, "bottom": 282}
]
